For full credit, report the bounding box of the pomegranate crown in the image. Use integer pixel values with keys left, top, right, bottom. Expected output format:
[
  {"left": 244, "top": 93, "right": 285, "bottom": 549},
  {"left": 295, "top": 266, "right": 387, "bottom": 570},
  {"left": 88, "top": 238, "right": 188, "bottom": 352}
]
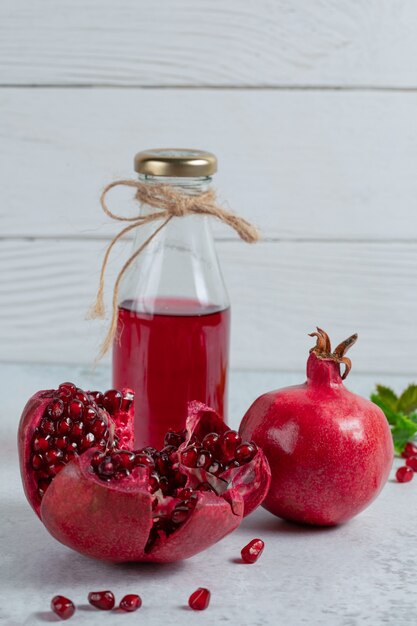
[{"left": 308, "top": 327, "right": 358, "bottom": 379}]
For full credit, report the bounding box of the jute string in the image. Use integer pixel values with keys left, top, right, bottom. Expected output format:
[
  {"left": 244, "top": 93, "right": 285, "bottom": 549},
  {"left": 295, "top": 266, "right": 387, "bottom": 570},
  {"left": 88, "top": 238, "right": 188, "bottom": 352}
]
[{"left": 89, "top": 179, "right": 260, "bottom": 358}]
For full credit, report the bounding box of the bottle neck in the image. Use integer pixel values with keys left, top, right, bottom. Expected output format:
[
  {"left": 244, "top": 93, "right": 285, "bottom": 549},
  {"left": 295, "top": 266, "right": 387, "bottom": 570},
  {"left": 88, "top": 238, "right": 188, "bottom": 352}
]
[
  {"left": 138, "top": 173, "right": 212, "bottom": 198},
  {"left": 118, "top": 173, "right": 229, "bottom": 311}
]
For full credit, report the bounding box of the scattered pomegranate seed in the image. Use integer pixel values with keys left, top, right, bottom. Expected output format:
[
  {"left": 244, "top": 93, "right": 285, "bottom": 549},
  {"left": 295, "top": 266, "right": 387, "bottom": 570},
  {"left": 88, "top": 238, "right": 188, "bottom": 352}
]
[
  {"left": 402, "top": 442, "right": 417, "bottom": 458},
  {"left": 51, "top": 595, "right": 75, "bottom": 620},
  {"left": 188, "top": 587, "right": 211, "bottom": 611},
  {"left": 396, "top": 466, "right": 414, "bottom": 483},
  {"left": 406, "top": 456, "right": 417, "bottom": 472},
  {"left": 241, "top": 538, "right": 265, "bottom": 563},
  {"left": 119, "top": 594, "right": 142, "bottom": 612},
  {"left": 88, "top": 590, "right": 115, "bottom": 610}
]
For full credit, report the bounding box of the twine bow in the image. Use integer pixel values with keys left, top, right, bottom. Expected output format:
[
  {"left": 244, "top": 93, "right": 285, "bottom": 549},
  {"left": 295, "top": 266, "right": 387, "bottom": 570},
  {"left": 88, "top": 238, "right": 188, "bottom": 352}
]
[{"left": 89, "top": 179, "right": 260, "bottom": 358}]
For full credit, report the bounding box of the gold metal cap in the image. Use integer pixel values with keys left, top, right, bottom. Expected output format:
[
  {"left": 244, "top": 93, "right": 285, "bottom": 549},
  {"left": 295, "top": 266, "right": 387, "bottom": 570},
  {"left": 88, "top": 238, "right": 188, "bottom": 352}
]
[{"left": 134, "top": 149, "right": 217, "bottom": 177}]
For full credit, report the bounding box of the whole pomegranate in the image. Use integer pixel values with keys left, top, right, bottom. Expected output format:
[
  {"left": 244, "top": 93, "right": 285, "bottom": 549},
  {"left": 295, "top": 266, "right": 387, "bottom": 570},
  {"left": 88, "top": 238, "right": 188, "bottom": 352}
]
[
  {"left": 239, "top": 329, "right": 393, "bottom": 526},
  {"left": 18, "top": 383, "right": 270, "bottom": 562}
]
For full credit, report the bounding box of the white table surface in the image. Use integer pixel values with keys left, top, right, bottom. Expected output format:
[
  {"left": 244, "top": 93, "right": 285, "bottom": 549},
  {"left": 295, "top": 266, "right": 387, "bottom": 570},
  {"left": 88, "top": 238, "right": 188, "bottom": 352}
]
[{"left": 0, "top": 362, "right": 415, "bottom": 626}]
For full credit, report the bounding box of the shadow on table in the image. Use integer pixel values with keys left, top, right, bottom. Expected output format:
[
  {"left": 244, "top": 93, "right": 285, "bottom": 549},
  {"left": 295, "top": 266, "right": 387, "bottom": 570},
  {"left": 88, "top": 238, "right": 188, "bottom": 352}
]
[
  {"left": 240, "top": 508, "right": 340, "bottom": 536},
  {"left": 1, "top": 500, "right": 185, "bottom": 591}
]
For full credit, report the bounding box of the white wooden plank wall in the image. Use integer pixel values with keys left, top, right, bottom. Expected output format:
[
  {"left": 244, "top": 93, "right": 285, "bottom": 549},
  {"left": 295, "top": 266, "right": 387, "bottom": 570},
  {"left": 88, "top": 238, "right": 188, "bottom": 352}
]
[{"left": 0, "top": 1, "right": 416, "bottom": 375}]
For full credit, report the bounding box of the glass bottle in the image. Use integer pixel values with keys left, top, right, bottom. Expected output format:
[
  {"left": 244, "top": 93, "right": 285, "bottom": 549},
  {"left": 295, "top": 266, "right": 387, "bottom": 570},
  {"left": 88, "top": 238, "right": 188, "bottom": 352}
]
[{"left": 112, "top": 149, "right": 230, "bottom": 449}]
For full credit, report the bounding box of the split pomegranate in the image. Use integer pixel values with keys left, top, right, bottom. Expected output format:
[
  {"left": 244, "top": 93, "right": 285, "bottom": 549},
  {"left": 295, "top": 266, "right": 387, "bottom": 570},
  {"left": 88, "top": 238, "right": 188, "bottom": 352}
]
[
  {"left": 119, "top": 594, "right": 142, "bottom": 612},
  {"left": 51, "top": 596, "right": 75, "bottom": 620},
  {"left": 241, "top": 538, "right": 264, "bottom": 564},
  {"left": 88, "top": 590, "right": 115, "bottom": 610},
  {"left": 188, "top": 588, "right": 211, "bottom": 610},
  {"left": 18, "top": 385, "right": 270, "bottom": 562},
  {"left": 239, "top": 328, "right": 394, "bottom": 525}
]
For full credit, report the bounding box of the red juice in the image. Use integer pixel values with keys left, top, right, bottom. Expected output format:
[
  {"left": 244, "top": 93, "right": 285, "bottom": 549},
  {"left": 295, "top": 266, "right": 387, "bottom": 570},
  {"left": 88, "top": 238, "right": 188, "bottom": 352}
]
[{"left": 112, "top": 298, "right": 230, "bottom": 449}]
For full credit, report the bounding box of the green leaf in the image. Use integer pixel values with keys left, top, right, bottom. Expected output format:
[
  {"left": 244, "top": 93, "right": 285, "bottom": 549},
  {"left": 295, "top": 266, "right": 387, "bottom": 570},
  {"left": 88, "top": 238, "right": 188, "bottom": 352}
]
[
  {"left": 375, "top": 385, "right": 398, "bottom": 412},
  {"left": 391, "top": 414, "right": 417, "bottom": 454},
  {"left": 398, "top": 384, "right": 417, "bottom": 415},
  {"left": 370, "top": 394, "right": 399, "bottom": 425}
]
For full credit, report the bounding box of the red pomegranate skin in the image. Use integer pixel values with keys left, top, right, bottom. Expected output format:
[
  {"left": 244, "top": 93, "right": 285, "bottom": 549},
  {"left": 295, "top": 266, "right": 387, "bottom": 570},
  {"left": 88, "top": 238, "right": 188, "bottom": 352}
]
[{"left": 240, "top": 345, "right": 393, "bottom": 526}]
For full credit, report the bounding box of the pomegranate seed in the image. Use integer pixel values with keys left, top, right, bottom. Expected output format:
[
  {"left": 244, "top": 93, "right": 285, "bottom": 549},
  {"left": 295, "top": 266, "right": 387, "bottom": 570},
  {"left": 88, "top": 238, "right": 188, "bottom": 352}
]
[
  {"left": 155, "top": 452, "right": 170, "bottom": 474},
  {"left": 89, "top": 390, "right": 104, "bottom": 406},
  {"left": 177, "top": 487, "right": 194, "bottom": 499},
  {"left": 113, "top": 450, "right": 135, "bottom": 470},
  {"left": 402, "top": 442, "right": 417, "bottom": 458},
  {"left": 406, "top": 456, "right": 417, "bottom": 472},
  {"left": 207, "top": 460, "right": 223, "bottom": 476},
  {"left": 135, "top": 453, "right": 155, "bottom": 468},
  {"left": 164, "top": 430, "right": 184, "bottom": 448},
  {"left": 59, "top": 382, "right": 77, "bottom": 395},
  {"left": 396, "top": 466, "right": 414, "bottom": 483},
  {"left": 159, "top": 476, "right": 170, "bottom": 494},
  {"left": 54, "top": 436, "right": 69, "bottom": 450},
  {"left": 40, "top": 418, "right": 55, "bottom": 435},
  {"left": 57, "top": 417, "right": 73, "bottom": 435},
  {"left": 103, "top": 389, "right": 122, "bottom": 413},
  {"left": 68, "top": 399, "right": 84, "bottom": 420},
  {"left": 188, "top": 588, "right": 211, "bottom": 611},
  {"left": 119, "top": 594, "right": 142, "bottom": 612},
  {"left": 235, "top": 442, "right": 257, "bottom": 464},
  {"left": 181, "top": 445, "right": 199, "bottom": 467},
  {"left": 47, "top": 399, "right": 65, "bottom": 420},
  {"left": 74, "top": 389, "right": 89, "bottom": 404},
  {"left": 71, "top": 421, "right": 85, "bottom": 438},
  {"left": 90, "top": 418, "right": 107, "bottom": 438},
  {"left": 51, "top": 595, "right": 75, "bottom": 620},
  {"left": 91, "top": 451, "right": 105, "bottom": 467},
  {"left": 241, "top": 538, "right": 265, "bottom": 564},
  {"left": 45, "top": 448, "right": 63, "bottom": 464},
  {"left": 202, "top": 432, "right": 220, "bottom": 454},
  {"left": 148, "top": 472, "right": 160, "bottom": 492},
  {"left": 88, "top": 590, "right": 115, "bottom": 610},
  {"left": 84, "top": 406, "right": 98, "bottom": 422},
  {"left": 64, "top": 451, "right": 76, "bottom": 463},
  {"left": 32, "top": 435, "right": 50, "bottom": 452},
  {"left": 31, "top": 453, "right": 44, "bottom": 470},
  {"left": 79, "top": 432, "right": 95, "bottom": 451},
  {"left": 221, "top": 430, "right": 241, "bottom": 461},
  {"left": 121, "top": 391, "right": 134, "bottom": 411},
  {"left": 196, "top": 449, "right": 213, "bottom": 469},
  {"left": 98, "top": 458, "right": 116, "bottom": 478}
]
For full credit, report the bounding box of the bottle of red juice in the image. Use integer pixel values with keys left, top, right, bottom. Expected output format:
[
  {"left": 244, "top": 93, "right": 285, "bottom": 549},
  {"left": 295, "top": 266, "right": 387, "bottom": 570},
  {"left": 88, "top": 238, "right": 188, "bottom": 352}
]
[{"left": 112, "top": 149, "right": 230, "bottom": 448}]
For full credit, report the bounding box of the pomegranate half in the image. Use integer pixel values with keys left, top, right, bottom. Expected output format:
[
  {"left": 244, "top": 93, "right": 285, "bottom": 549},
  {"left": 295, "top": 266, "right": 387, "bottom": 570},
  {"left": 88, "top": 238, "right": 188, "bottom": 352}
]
[
  {"left": 18, "top": 384, "right": 270, "bottom": 562},
  {"left": 239, "top": 329, "right": 394, "bottom": 526}
]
